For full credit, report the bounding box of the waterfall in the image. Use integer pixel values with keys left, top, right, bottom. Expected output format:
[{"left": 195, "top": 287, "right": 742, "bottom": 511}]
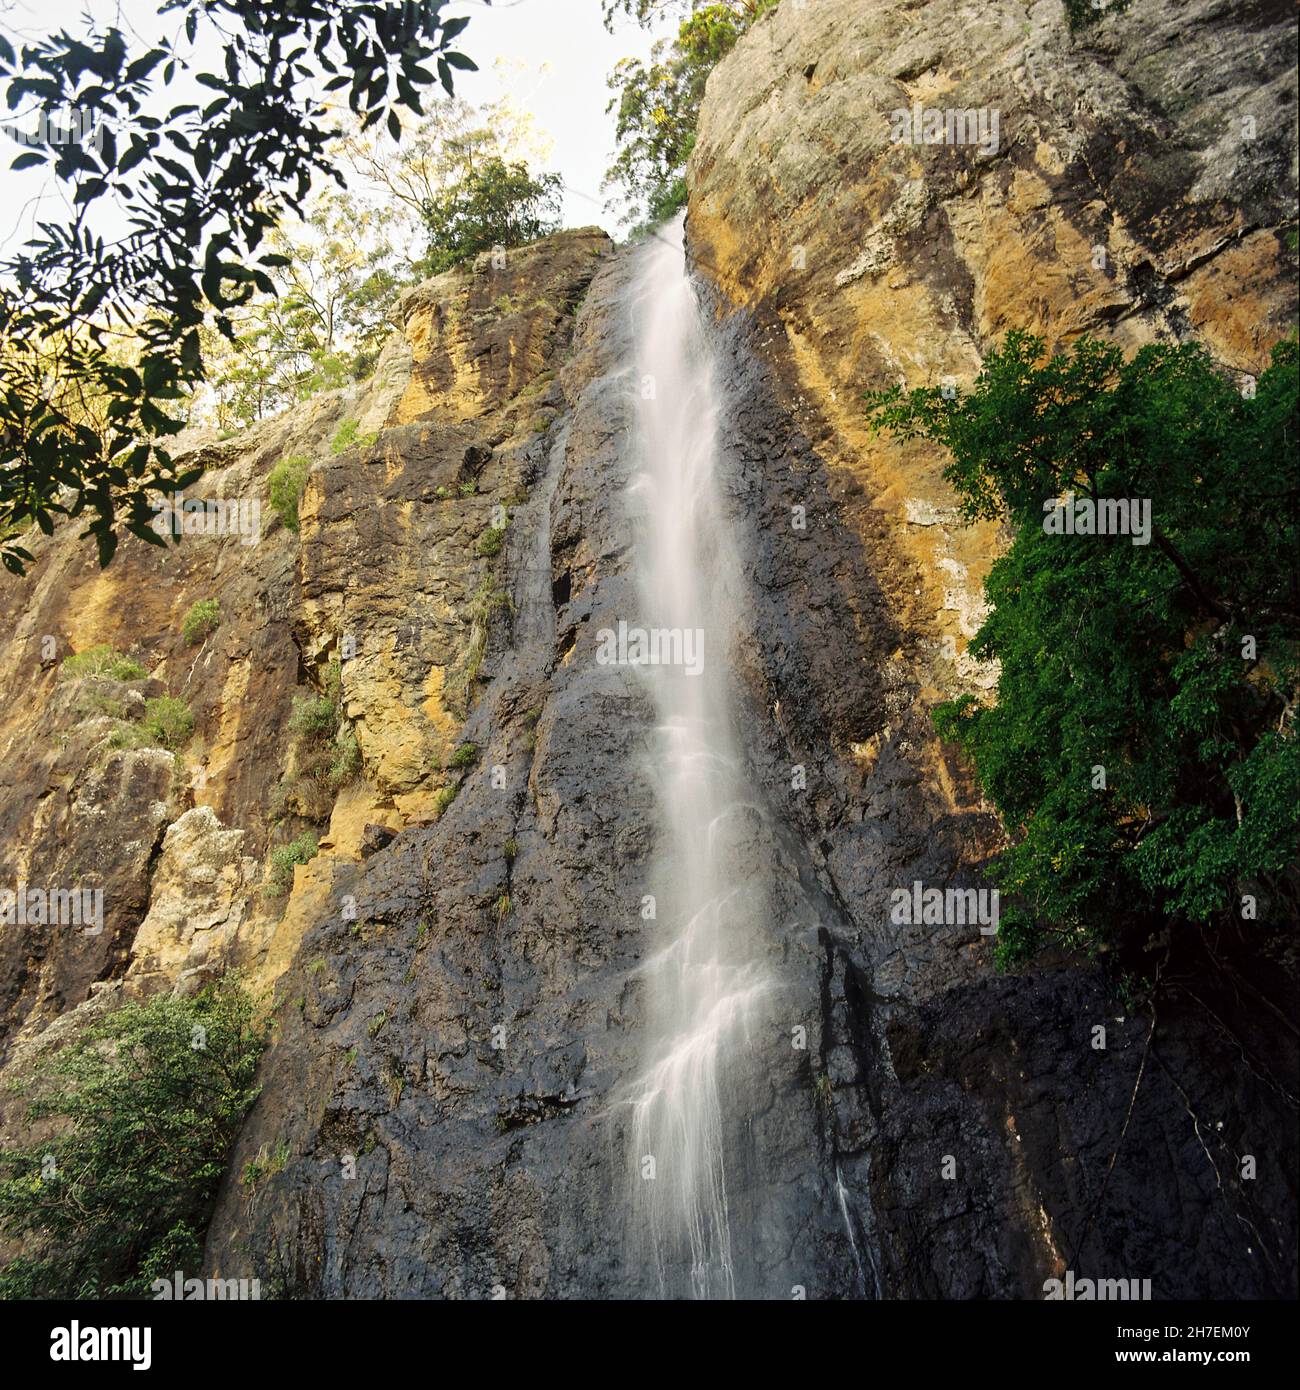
[{"left": 623, "top": 215, "right": 774, "bottom": 1299}]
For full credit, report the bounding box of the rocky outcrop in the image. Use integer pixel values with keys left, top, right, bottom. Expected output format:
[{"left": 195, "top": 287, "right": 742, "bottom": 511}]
[
  {"left": 0, "top": 229, "right": 612, "bottom": 1130},
  {"left": 690, "top": 0, "right": 1298, "bottom": 714},
  {"left": 686, "top": 0, "right": 1298, "bottom": 1297}
]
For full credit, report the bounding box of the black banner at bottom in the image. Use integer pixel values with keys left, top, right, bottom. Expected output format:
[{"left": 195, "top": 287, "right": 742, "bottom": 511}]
[{"left": 0, "top": 1296, "right": 1293, "bottom": 1377}]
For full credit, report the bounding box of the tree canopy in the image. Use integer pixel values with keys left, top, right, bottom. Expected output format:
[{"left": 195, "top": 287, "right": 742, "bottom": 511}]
[
  {"left": 603, "top": 1, "right": 775, "bottom": 231},
  {"left": 868, "top": 332, "right": 1299, "bottom": 967},
  {"left": 422, "top": 155, "right": 562, "bottom": 275},
  {"left": 0, "top": 0, "right": 479, "bottom": 574},
  {"left": 0, "top": 981, "right": 265, "bottom": 1298}
]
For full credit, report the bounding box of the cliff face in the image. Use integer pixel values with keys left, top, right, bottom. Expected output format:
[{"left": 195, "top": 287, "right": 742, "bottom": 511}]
[
  {"left": 0, "top": 0, "right": 1296, "bottom": 1301},
  {"left": 0, "top": 227, "right": 612, "bottom": 1151},
  {"left": 685, "top": 0, "right": 1298, "bottom": 1297},
  {"left": 690, "top": 0, "right": 1297, "bottom": 716},
  {"left": 203, "top": 245, "right": 865, "bottom": 1299}
]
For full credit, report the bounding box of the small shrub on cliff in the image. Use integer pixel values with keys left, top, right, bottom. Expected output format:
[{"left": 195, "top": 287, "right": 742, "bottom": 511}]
[
  {"left": 329, "top": 418, "right": 379, "bottom": 454},
  {"left": 0, "top": 980, "right": 265, "bottom": 1299},
  {"left": 1064, "top": 0, "right": 1133, "bottom": 30},
  {"left": 448, "top": 742, "right": 478, "bottom": 769},
  {"left": 268, "top": 832, "right": 318, "bottom": 892},
  {"left": 142, "top": 696, "right": 195, "bottom": 751},
  {"left": 268, "top": 454, "right": 310, "bottom": 533},
  {"left": 111, "top": 695, "right": 195, "bottom": 752},
  {"left": 286, "top": 661, "right": 360, "bottom": 794},
  {"left": 240, "top": 1138, "right": 291, "bottom": 1190},
  {"left": 328, "top": 727, "right": 361, "bottom": 786},
  {"left": 476, "top": 523, "right": 507, "bottom": 558},
  {"left": 60, "top": 645, "right": 147, "bottom": 682},
  {"left": 290, "top": 692, "right": 340, "bottom": 742},
  {"left": 181, "top": 598, "right": 221, "bottom": 646},
  {"left": 867, "top": 332, "right": 1300, "bottom": 968},
  {"left": 290, "top": 660, "right": 344, "bottom": 743},
  {"left": 456, "top": 579, "right": 513, "bottom": 702}
]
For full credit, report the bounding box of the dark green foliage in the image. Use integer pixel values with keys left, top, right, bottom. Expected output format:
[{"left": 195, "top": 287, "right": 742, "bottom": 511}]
[
  {"left": 0, "top": 981, "right": 265, "bottom": 1299},
  {"left": 0, "top": 2, "right": 476, "bottom": 573},
  {"left": 421, "top": 157, "right": 562, "bottom": 274},
  {"left": 868, "top": 332, "right": 1299, "bottom": 966}
]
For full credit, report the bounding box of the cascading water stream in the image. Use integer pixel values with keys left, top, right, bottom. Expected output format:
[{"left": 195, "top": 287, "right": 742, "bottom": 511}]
[{"left": 623, "top": 216, "right": 774, "bottom": 1299}]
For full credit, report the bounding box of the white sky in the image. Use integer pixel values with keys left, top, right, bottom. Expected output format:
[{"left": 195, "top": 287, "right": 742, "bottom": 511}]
[{"left": 0, "top": 0, "right": 681, "bottom": 249}]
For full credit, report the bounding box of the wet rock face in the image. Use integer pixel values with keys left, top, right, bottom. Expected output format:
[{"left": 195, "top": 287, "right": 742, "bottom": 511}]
[
  {"left": 687, "top": 0, "right": 1298, "bottom": 1298},
  {"left": 203, "top": 240, "right": 872, "bottom": 1300},
  {"left": 202, "top": 249, "right": 648, "bottom": 1297}
]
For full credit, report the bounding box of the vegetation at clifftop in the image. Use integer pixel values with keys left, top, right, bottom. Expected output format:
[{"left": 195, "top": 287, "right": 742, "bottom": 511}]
[
  {"left": 0, "top": 981, "right": 265, "bottom": 1299},
  {"left": 422, "top": 156, "right": 562, "bottom": 275},
  {"left": 603, "top": 1, "right": 778, "bottom": 230},
  {"left": 0, "top": 2, "right": 478, "bottom": 574},
  {"left": 868, "top": 332, "right": 1300, "bottom": 968}
]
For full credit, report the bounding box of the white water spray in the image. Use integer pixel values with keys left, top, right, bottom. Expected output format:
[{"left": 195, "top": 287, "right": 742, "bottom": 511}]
[{"left": 624, "top": 216, "right": 773, "bottom": 1299}]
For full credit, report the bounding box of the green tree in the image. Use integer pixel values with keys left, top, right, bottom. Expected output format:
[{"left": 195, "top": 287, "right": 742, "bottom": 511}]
[
  {"left": 0, "top": 1, "right": 477, "bottom": 574},
  {"left": 603, "top": 1, "right": 775, "bottom": 229},
  {"left": 422, "top": 156, "right": 562, "bottom": 274},
  {"left": 0, "top": 981, "right": 266, "bottom": 1298},
  {"left": 197, "top": 192, "right": 401, "bottom": 431},
  {"left": 867, "top": 332, "right": 1299, "bottom": 967},
  {"left": 192, "top": 97, "right": 548, "bottom": 431}
]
